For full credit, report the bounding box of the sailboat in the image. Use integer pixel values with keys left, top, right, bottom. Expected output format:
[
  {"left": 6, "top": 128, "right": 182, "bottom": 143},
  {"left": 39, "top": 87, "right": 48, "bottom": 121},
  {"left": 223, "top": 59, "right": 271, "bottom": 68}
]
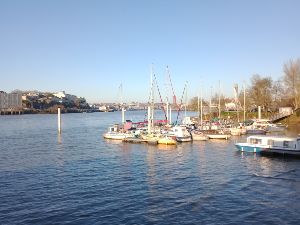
[
  {"left": 199, "top": 84, "right": 230, "bottom": 140},
  {"left": 191, "top": 91, "right": 209, "bottom": 141},
  {"left": 103, "top": 84, "right": 135, "bottom": 140},
  {"left": 103, "top": 124, "right": 134, "bottom": 140}
]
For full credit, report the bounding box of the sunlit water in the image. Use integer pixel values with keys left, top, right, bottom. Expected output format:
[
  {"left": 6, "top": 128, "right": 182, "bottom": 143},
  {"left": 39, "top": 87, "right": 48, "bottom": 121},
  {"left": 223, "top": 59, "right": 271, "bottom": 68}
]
[{"left": 1, "top": 111, "right": 300, "bottom": 224}]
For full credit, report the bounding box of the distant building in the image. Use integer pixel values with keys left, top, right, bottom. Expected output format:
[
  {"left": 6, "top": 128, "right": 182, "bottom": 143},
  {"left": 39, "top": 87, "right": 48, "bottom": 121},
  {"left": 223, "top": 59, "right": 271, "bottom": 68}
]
[
  {"left": 225, "top": 102, "right": 242, "bottom": 111},
  {"left": 99, "top": 105, "right": 108, "bottom": 112},
  {"left": 0, "top": 92, "right": 22, "bottom": 109},
  {"left": 279, "top": 107, "right": 293, "bottom": 115},
  {"left": 53, "top": 91, "right": 66, "bottom": 99}
]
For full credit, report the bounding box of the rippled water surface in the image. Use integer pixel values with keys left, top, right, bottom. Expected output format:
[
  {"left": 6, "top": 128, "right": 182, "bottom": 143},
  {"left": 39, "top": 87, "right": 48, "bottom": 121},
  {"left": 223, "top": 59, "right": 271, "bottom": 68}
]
[{"left": 1, "top": 112, "right": 300, "bottom": 224}]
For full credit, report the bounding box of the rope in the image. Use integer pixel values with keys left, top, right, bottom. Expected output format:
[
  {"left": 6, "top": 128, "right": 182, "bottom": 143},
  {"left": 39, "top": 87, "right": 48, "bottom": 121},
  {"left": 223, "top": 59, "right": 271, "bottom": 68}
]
[
  {"left": 153, "top": 72, "right": 168, "bottom": 122},
  {"left": 175, "top": 82, "right": 187, "bottom": 125}
]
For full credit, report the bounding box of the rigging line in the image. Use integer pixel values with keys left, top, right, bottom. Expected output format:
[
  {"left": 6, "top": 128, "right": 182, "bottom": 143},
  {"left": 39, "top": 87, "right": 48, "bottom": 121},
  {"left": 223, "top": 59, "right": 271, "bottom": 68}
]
[
  {"left": 175, "top": 81, "right": 188, "bottom": 125},
  {"left": 144, "top": 72, "right": 153, "bottom": 123},
  {"left": 153, "top": 72, "right": 168, "bottom": 122},
  {"left": 166, "top": 66, "right": 179, "bottom": 109}
]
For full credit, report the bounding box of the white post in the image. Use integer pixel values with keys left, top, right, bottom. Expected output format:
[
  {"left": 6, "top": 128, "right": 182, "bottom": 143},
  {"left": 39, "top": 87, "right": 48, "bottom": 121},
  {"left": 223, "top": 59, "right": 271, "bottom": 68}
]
[
  {"left": 243, "top": 83, "right": 246, "bottom": 122},
  {"left": 58, "top": 107, "right": 61, "bottom": 134},
  {"left": 258, "top": 106, "right": 261, "bottom": 120},
  {"left": 121, "top": 108, "right": 125, "bottom": 124}
]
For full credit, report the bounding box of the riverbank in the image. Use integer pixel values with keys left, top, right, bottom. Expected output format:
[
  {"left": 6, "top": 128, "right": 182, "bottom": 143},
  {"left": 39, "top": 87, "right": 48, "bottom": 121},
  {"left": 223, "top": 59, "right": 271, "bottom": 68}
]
[
  {"left": 283, "top": 114, "right": 300, "bottom": 132},
  {"left": 22, "top": 108, "right": 99, "bottom": 114}
]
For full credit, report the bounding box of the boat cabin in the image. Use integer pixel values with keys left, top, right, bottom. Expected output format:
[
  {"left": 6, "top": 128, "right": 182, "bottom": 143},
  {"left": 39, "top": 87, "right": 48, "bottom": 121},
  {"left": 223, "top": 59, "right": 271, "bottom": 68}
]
[
  {"left": 108, "top": 124, "right": 121, "bottom": 132},
  {"left": 247, "top": 136, "right": 300, "bottom": 149}
]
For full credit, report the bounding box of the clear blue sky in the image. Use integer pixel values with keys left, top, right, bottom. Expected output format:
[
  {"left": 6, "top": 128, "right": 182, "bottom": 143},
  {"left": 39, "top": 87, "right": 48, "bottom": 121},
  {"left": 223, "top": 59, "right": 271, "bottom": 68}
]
[{"left": 1, "top": 0, "right": 300, "bottom": 103}]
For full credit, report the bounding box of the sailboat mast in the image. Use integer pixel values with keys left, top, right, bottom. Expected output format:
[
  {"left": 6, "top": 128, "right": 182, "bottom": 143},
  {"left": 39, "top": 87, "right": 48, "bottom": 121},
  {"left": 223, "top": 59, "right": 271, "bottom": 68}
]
[
  {"left": 243, "top": 82, "right": 246, "bottom": 122},
  {"left": 148, "top": 67, "right": 154, "bottom": 134},
  {"left": 147, "top": 106, "right": 151, "bottom": 134},
  {"left": 166, "top": 102, "right": 169, "bottom": 125},
  {"left": 184, "top": 82, "right": 187, "bottom": 119},
  {"left": 218, "top": 80, "right": 221, "bottom": 119},
  {"left": 209, "top": 86, "right": 212, "bottom": 120},
  {"left": 165, "top": 66, "right": 170, "bottom": 125},
  {"left": 234, "top": 84, "right": 240, "bottom": 122},
  {"left": 151, "top": 68, "right": 154, "bottom": 129},
  {"left": 197, "top": 94, "right": 200, "bottom": 122},
  {"left": 169, "top": 106, "right": 172, "bottom": 125},
  {"left": 200, "top": 88, "right": 203, "bottom": 128},
  {"left": 119, "top": 83, "right": 125, "bottom": 124}
]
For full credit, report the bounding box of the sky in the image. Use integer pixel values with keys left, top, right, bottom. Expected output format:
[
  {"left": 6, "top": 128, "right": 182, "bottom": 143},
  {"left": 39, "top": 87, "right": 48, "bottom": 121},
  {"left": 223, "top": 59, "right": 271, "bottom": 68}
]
[{"left": 1, "top": 0, "right": 300, "bottom": 103}]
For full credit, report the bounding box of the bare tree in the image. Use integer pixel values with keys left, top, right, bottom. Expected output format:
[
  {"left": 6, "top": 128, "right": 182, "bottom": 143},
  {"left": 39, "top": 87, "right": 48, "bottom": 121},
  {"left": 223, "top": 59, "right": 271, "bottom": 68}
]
[
  {"left": 188, "top": 96, "right": 208, "bottom": 111},
  {"left": 283, "top": 58, "right": 300, "bottom": 109},
  {"left": 271, "top": 79, "right": 284, "bottom": 110},
  {"left": 247, "top": 74, "right": 273, "bottom": 111}
]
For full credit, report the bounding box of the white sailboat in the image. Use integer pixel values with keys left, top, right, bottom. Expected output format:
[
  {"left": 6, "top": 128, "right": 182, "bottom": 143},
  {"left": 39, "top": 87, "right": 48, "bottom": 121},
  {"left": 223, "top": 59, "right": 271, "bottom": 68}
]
[{"left": 191, "top": 90, "right": 209, "bottom": 141}]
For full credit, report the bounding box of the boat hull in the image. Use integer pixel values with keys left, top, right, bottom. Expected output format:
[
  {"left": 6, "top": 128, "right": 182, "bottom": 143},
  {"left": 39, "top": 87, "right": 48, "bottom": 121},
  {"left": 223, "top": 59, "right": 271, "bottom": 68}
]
[
  {"left": 235, "top": 135, "right": 300, "bottom": 156},
  {"left": 158, "top": 137, "right": 177, "bottom": 145},
  {"left": 103, "top": 132, "right": 133, "bottom": 140},
  {"left": 246, "top": 129, "right": 266, "bottom": 135},
  {"left": 191, "top": 131, "right": 209, "bottom": 141},
  {"left": 208, "top": 134, "right": 230, "bottom": 140},
  {"left": 235, "top": 143, "right": 263, "bottom": 153},
  {"left": 192, "top": 135, "right": 209, "bottom": 141},
  {"left": 261, "top": 148, "right": 300, "bottom": 156},
  {"left": 176, "top": 136, "right": 192, "bottom": 142}
]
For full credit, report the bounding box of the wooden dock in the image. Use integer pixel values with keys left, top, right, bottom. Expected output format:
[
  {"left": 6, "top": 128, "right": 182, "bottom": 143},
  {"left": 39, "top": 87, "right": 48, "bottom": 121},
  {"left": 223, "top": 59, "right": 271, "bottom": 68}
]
[{"left": 0, "top": 109, "right": 24, "bottom": 115}]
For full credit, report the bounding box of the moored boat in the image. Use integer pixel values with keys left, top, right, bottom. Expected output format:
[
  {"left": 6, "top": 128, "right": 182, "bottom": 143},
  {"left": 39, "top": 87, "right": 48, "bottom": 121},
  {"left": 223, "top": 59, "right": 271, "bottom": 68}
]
[
  {"left": 171, "top": 125, "right": 192, "bottom": 142},
  {"left": 103, "top": 124, "right": 135, "bottom": 140},
  {"left": 204, "top": 130, "right": 230, "bottom": 140},
  {"left": 191, "top": 130, "right": 209, "bottom": 141},
  {"left": 103, "top": 131, "right": 134, "bottom": 140},
  {"left": 235, "top": 135, "right": 300, "bottom": 156},
  {"left": 158, "top": 136, "right": 177, "bottom": 145},
  {"left": 246, "top": 128, "right": 267, "bottom": 135},
  {"left": 230, "top": 127, "right": 242, "bottom": 136}
]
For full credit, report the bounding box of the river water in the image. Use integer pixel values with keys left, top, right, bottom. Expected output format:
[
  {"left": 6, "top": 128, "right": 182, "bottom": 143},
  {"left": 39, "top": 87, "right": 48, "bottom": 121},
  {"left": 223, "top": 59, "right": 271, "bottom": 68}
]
[{"left": 1, "top": 111, "right": 300, "bottom": 225}]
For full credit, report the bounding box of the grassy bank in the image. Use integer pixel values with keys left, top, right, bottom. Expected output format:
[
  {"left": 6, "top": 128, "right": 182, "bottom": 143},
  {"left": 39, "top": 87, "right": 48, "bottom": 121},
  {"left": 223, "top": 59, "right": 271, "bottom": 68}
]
[{"left": 281, "top": 114, "right": 300, "bottom": 131}]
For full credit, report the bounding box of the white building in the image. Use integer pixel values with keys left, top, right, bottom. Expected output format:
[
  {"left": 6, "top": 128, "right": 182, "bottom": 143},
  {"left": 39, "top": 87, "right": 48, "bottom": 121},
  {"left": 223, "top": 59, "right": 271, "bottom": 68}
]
[
  {"left": 279, "top": 107, "right": 293, "bottom": 115},
  {"left": 53, "top": 91, "right": 66, "bottom": 99}
]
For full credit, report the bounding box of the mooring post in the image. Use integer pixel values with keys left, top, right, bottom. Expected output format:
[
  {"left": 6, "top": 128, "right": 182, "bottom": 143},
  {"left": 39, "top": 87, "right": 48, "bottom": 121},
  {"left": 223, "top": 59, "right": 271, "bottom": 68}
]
[
  {"left": 258, "top": 106, "right": 261, "bottom": 120},
  {"left": 58, "top": 108, "right": 61, "bottom": 134},
  {"left": 122, "top": 107, "right": 125, "bottom": 124}
]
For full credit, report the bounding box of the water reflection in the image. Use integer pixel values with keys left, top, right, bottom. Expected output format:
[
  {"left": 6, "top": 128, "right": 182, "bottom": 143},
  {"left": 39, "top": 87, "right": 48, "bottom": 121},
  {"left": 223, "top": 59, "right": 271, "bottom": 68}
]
[
  {"left": 156, "top": 144, "right": 177, "bottom": 151},
  {"left": 104, "top": 139, "right": 123, "bottom": 145},
  {"left": 57, "top": 134, "right": 62, "bottom": 144}
]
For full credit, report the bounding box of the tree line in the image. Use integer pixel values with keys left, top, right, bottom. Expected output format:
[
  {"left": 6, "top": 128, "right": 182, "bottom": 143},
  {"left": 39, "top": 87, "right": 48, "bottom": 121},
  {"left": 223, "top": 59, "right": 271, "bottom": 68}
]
[{"left": 188, "top": 58, "right": 300, "bottom": 113}]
